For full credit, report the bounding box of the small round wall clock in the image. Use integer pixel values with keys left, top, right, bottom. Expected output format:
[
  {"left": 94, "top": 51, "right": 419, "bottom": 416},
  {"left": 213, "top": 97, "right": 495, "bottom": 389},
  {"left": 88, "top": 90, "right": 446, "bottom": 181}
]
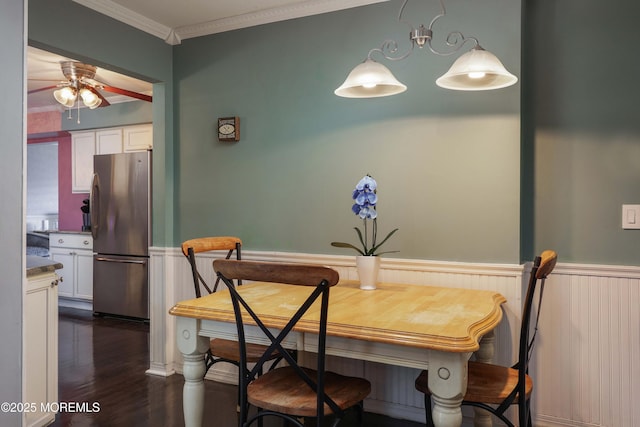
[{"left": 218, "top": 116, "right": 240, "bottom": 141}]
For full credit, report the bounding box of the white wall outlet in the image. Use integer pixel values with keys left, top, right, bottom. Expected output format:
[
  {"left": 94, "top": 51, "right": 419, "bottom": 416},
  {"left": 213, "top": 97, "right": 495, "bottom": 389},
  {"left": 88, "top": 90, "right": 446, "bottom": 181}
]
[{"left": 622, "top": 205, "right": 640, "bottom": 229}]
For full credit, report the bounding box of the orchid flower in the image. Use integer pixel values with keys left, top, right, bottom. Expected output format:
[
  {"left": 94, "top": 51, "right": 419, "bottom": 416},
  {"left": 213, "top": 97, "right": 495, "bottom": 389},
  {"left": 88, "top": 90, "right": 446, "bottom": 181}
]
[{"left": 331, "top": 175, "right": 398, "bottom": 256}]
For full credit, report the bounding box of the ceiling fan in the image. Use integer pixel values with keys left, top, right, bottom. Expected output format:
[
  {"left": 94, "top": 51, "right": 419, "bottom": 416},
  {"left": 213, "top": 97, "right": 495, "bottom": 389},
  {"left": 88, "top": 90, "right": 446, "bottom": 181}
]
[{"left": 28, "top": 61, "right": 152, "bottom": 110}]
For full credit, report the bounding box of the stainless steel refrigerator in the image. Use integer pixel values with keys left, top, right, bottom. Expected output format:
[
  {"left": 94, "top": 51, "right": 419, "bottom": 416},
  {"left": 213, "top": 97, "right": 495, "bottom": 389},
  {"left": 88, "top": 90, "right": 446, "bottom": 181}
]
[{"left": 90, "top": 151, "right": 150, "bottom": 320}]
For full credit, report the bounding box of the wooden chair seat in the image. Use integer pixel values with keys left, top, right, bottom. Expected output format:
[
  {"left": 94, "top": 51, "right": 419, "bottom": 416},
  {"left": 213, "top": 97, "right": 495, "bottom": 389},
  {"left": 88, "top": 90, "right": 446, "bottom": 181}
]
[
  {"left": 247, "top": 366, "right": 371, "bottom": 418},
  {"left": 210, "top": 338, "right": 280, "bottom": 363},
  {"left": 414, "top": 250, "right": 557, "bottom": 427},
  {"left": 415, "top": 361, "right": 533, "bottom": 404}
]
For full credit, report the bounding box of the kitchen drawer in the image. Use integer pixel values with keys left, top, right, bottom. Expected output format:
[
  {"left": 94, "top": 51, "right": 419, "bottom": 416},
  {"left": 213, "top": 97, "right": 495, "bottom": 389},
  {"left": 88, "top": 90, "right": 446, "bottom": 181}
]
[{"left": 49, "top": 233, "right": 93, "bottom": 250}]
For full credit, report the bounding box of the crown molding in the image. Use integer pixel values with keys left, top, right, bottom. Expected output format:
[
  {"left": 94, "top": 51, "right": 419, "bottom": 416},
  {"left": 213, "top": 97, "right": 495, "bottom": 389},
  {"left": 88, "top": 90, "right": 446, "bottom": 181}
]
[
  {"left": 73, "top": 0, "right": 386, "bottom": 45},
  {"left": 72, "top": 0, "right": 173, "bottom": 41},
  {"left": 175, "top": 0, "right": 388, "bottom": 41}
]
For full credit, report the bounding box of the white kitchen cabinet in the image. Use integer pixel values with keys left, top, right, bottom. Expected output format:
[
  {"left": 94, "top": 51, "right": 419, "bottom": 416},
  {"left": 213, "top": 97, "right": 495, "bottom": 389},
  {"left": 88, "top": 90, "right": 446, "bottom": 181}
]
[
  {"left": 123, "top": 124, "right": 153, "bottom": 151},
  {"left": 24, "top": 269, "right": 59, "bottom": 427},
  {"left": 49, "top": 233, "right": 93, "bottom": 301},
  {"left": 71, "top": 131, "right": 96, "bottom": 193},
  {"left": 70, "top": 124, "right": 152, "bottom": 193},
  {"left": 96, "top": 128, "right": 123, "bottom": 154}
]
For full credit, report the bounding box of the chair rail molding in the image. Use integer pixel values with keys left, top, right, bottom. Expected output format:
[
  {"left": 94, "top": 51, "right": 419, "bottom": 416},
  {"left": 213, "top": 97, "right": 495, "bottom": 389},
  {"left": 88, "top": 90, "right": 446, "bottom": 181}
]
[{"left": 149, "top": 248, "right": 640, "bottom": 426}]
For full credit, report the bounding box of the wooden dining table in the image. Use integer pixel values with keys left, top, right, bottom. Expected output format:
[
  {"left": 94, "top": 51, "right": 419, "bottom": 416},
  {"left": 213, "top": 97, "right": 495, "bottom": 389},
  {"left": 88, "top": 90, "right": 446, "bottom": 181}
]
[{"left": 169, "top": 279, "right": 506, "bottom": 427}]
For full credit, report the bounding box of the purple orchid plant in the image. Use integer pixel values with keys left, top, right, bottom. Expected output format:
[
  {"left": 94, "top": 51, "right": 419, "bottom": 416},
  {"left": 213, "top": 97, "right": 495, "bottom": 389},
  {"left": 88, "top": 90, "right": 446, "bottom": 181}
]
[{"left": 331, "top": 175, "right": 399, "bottom": 256}]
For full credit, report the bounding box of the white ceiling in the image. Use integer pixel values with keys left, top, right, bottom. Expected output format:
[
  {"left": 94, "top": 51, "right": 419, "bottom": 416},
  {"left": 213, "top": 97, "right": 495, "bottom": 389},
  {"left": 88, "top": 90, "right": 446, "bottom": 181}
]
[{"left": 28, "top": 0, "right": 384, "bottom": 112}]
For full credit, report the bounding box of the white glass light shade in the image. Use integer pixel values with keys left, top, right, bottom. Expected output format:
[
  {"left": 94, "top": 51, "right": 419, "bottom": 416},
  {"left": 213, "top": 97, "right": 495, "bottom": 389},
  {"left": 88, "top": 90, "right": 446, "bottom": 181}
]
[
  {"left": 335, "top": 59, "right": 407, "bottom": 98},
  {"left": 436, "top": 47, "right": 518, "bottom": 91},
  {"left": 80, "top": 88, "right": 102, "bottom": 109},
  {"left": 53, "top": 87, "right": 77, "bottom": 107}
]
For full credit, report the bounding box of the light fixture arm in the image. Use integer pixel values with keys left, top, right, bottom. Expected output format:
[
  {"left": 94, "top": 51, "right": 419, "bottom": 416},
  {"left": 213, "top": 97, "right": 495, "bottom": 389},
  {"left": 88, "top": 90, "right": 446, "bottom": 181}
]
[
  {"left": 366, "top": 39, "right": 414, "bottom": 62},
  {"left": 367, "top": 0, "right": 480, "bottom": 63},
  {"left": 404, "top": 0, "right": 479, "bottom": 56}
]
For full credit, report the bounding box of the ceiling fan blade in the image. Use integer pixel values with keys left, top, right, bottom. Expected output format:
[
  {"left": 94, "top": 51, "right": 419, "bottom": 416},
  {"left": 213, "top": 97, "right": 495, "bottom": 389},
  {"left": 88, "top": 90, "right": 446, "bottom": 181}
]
[
  {"left": 28, "top": 85, "right": 59, "bottom": 95},
  {"left": 86, "top": 86, "right": 110, "bottom": 108},
  {"left": 101, "top": 86, "right": 152, "bottom": 103}
]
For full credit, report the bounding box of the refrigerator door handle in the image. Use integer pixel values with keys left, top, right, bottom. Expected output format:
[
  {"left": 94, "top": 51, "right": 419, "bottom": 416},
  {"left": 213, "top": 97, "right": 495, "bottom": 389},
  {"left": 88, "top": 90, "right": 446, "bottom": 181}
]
[
  {"left": 90, "top": 173, "right": 100, "bottom": 240},
  {"left": 95, "top": 257, "right": 147, "bottom": 265}
]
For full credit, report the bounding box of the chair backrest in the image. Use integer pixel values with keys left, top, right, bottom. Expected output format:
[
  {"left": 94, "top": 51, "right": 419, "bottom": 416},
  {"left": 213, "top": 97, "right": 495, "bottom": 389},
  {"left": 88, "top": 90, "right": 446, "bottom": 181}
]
[
  {"left": 501, "top": 250, "right": 557, "bottom": 418},
  {"left": 214, "top": 259, "right": 340, "bottom": 425},
  {"left": 181, "top": 236, "right": 242, "bottom": 297},
  {"left": 521, "top": 249, "right": 557, "bottom": 366}
]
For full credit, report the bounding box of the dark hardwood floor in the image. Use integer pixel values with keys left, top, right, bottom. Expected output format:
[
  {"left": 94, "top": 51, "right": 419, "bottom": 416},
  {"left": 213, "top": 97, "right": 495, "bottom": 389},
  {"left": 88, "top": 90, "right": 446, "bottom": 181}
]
[{"left": 54, "top": 307, "right": 422, "bottom": 427}]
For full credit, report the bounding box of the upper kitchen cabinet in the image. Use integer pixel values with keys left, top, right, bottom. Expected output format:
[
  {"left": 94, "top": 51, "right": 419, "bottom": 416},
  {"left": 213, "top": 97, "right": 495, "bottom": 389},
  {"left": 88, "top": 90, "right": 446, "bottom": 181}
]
[
  {"left": 96, "top": 128, "right": 123, "bottom": 154},
  {"left": 123, "top": 124, "right": 153, "bottom": 152},
  {"left": 71, "top": 131, "right": 95, "bottom": 193},
  {"left": 70, "top": 124, "right": 152, "bottom": 193}
]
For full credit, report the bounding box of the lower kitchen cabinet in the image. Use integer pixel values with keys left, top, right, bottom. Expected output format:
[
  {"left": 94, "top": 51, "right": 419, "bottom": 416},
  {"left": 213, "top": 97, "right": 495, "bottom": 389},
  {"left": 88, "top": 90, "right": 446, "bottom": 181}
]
[
  {"left": 24, "top": 268, "right": 59, "bottom": 427},
  {"left": 49, "top": 233, "right": 93, "bottom": 301}
]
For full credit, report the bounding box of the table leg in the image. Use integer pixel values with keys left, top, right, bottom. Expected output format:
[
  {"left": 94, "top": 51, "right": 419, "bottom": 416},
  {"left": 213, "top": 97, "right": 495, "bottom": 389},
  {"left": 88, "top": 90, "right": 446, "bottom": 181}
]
[
  {"left": 428, "top": 350, "right": 471, "bottom": 427},
  {"left": 176, "top": 317, "right": 210, "bottom": 427},
  {"left": 475, "top": 330, "right": 496, "bottom": 363},
  {"left": 472, "top": 331, "right": 496, "bottom": 427}
]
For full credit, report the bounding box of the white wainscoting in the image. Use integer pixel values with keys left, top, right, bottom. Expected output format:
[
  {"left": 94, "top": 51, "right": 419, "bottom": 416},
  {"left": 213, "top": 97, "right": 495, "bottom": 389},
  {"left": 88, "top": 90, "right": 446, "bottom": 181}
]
[
  {"left": 533, "top": 263, "right": 640, "bottom": 427},
  {"left": 148, "top": 248, "right": 640, "bottom": 427}
]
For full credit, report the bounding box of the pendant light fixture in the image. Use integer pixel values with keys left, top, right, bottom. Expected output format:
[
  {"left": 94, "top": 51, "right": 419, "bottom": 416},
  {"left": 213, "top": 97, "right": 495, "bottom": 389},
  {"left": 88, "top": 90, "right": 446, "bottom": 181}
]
[{"left": 335, "top": 0, "right": 517, "bottom": 98}]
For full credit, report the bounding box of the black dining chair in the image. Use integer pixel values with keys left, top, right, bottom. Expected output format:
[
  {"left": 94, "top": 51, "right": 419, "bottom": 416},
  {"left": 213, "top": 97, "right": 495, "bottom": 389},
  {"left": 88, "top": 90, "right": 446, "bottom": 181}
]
[
  {"left": 181, "top": 237, "right": 289, "bottom": 383},
  {"left": 415, "top": 249, "right": 557, "bottom": 427},
  {"left": 214, "top": 259, "right": 372, "bottom": 427}
]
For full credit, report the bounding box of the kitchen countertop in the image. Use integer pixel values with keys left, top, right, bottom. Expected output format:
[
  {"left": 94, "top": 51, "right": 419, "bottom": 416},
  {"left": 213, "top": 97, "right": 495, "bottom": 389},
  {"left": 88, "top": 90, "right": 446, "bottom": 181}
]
[
  {"left": 26, "top": 256, "right": 63, "bottom": 278},
  {"left": 45, "top": 230, "right": 92, "bottom": 235}
]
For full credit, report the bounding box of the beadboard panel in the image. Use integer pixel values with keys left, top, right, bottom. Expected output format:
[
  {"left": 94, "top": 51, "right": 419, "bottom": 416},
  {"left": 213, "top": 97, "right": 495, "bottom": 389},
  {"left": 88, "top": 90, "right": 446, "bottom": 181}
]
[{"left": 534, "top": 264, "right": 640, "bottom": 427}]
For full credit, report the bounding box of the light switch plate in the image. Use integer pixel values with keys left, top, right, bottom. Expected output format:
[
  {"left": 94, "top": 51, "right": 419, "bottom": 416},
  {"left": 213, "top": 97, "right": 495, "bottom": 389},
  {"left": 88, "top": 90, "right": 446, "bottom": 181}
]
[{"left": 622, "top": 205, "right": 640, "bottom": 229}]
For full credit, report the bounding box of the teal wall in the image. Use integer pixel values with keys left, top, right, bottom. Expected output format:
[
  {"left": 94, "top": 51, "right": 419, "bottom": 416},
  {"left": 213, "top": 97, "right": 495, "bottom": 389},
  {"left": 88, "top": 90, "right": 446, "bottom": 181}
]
[
  {"left": 28, "top": 0, "right": 640, "bottom": 266},
  {"left": 524, "top": 0, "right": 640, "bottom": 265},
  {"left": 174, "top": 0, "right": 521, "bottom": 263},
  {"left": 0, "top": 0, "right": 25, "bottom": 422},
  {"left": 29, "top": 0, "right": 174, "bottom": 246},
  {"left": 60, "top": 100, "right": 152, "bottom": 132}
]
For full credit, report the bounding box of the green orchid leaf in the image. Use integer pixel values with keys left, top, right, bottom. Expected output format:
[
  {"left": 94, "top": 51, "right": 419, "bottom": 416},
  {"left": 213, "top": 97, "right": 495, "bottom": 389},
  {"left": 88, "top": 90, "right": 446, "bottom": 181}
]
[
  {"left": 373, "top": 250, "right": 400, "bottom": 256},
  {"left": 369, "top": 228, "right": 399, "bottom": 255},
  {"left": 330, "top": 241, "right": 365, "bottom": 256},
  {"left": 353, "top": 227, "right": 367, "bottom": 253}
]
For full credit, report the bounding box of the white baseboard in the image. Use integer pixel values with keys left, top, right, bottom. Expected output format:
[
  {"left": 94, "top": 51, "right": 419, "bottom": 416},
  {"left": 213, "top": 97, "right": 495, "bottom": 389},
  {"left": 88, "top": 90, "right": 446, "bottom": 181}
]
[{"left": 58, "top": 297, "right": 92, "bottom": 311}]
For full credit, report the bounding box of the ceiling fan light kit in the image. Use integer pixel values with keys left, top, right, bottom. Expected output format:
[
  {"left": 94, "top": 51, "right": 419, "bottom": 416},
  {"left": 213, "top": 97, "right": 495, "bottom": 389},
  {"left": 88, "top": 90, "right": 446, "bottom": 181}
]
[
  {"left": 28, "top": 55, "right": 152, "bottom": 122},
  {"left": 53, "top": 86, "right": 77, "bottom": 107},
  {"left": 52, "top": 61, "right": 107, "bottom": 110},
  {"left": 79, "top": 88, "right": 102, "bottom": 109},
  {"left": 335, "top": 0, "right": 517, "bottom": 98}
]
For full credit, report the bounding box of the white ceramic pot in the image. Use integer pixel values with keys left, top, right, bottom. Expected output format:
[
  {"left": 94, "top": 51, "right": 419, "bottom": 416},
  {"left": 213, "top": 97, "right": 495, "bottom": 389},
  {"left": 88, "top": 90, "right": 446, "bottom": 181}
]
[{"left": 356, "top": 255, "right": 380, "bottom": 290}]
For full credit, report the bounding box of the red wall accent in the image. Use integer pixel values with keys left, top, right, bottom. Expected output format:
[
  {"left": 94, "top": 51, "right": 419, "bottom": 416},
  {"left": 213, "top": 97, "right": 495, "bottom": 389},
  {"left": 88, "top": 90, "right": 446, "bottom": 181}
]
[
  {"left": 57, "top": 135, "right": 88, "bottom": 231},
  {"left": 27, "top": 111, "right": 60, "bottom": 134},
  {"left": 27, "top": 133, "right": 88, "bottom": 231}
]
